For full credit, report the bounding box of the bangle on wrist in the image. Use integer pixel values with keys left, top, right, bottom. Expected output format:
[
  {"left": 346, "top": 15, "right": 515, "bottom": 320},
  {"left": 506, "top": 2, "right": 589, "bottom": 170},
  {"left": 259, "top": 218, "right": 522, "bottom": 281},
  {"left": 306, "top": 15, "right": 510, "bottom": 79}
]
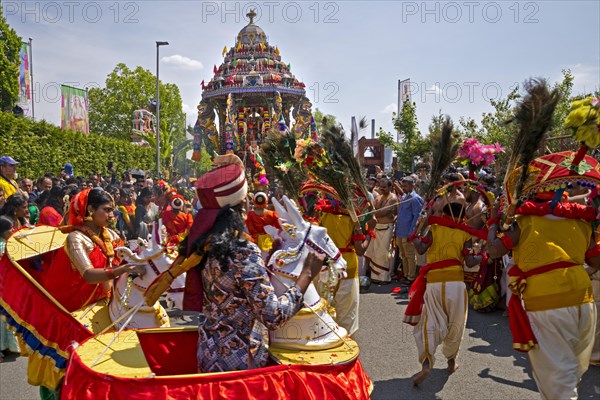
[{"left": 106, "top": 268, "right": 116, "bottom": 280}]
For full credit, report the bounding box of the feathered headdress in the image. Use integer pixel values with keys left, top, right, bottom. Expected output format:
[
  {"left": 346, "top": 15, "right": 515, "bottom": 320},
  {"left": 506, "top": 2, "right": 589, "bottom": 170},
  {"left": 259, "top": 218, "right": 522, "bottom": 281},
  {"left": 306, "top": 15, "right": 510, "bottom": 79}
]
[
  {"left": 424, "top": 116, "right": 459, "bottom": 200},
  {"left": 320, "top": 119, "right": 372, "bottom": 211},
  {"left": 502, "top": 79, "right": 560, "bottom": 216},
  {"left": 294, "top": 123, "right": 371, "bottom": 221},
  {"left": 260, "top": 128, "right": 307, "bottom": 200}
]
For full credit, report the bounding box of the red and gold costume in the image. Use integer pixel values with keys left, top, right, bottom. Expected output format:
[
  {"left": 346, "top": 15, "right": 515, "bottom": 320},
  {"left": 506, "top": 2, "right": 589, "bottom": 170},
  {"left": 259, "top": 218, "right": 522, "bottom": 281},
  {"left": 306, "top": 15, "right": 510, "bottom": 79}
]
[
  {"left": 40, "top": 190, "right": 123, "bottom": 312},
  {"left": 505, "top": 201, "right": 596, "bottom": 400},
  {"left": 245, "top": 193, "right": 280, "bottom": 252},
  {"left": 162, "top": 195, "right": 193, "bottom": 244}
]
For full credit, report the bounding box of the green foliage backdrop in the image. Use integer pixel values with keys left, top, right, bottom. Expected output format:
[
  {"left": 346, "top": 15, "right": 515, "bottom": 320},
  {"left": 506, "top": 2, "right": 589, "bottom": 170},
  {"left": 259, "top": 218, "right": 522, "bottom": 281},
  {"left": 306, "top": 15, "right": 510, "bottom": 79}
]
[
  {"left": 0, "top": 111, "right": 154, "bottom": 179},
  {"left": 0, "top": 4, "right": 21, "bottom": 110}
]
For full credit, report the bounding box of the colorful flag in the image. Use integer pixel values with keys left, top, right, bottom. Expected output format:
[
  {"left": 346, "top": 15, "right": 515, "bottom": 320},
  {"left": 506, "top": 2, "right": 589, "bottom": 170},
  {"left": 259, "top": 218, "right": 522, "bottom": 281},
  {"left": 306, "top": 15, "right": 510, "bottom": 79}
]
[
  {"left": 61, "top": 85, "right": 89, "bottom": 135},
  {"left": 259, "top": 43, "right": 266, "bottom": 51},
  {"left": 213, "top": 64, "right": 218, "bottom": 74},
  {"left": 201, "top": 80, "right": 205, "bottom": 90},
  {"left": 232, "top": 59, "right": 238, "bottom": 68},
  {"left": 17, "top": 43, "right": 32, "bottom": 117},
  {"left": 274, "top": 46, "right": 280, "bottom": 55},
  {"left": 237, "top": 42, "right": 242, "bottom": 51},
  {"left": 222, "top": 46, "right": 227, "bottom": 56}
]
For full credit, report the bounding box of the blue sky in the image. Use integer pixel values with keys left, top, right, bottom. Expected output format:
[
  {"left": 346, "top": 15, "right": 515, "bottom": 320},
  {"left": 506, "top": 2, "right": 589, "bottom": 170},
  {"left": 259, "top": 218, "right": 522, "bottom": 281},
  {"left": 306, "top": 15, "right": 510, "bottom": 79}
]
[{"left": 5, "top": 1, "right": 600, "bottom": 139}]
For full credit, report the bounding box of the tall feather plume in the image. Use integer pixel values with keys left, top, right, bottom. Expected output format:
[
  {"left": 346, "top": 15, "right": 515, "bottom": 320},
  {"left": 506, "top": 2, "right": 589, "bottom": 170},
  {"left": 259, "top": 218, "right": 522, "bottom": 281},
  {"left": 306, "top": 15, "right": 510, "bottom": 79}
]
[
  {"left": 320, "top": 121, "right": 372, "bottom": 212},
  {"left": 503, "top": 79, "right": 560, "bottom": 206},
  {"left": 260, "top": 128, "right": 307, "bottom": 200},
  {"left": 425, "top": 116, "right": 459, "bottom": 200}
]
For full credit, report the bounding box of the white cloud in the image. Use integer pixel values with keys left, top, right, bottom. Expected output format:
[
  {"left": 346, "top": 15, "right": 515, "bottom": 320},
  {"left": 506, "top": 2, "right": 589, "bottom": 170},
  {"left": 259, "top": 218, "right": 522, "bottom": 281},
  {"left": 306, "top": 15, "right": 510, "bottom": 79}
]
[
  {"left": 162, "top": 55, "right": 204, "bottom": 70},
  {"left": 428, "top": 84, "right": 443, "bottom": 95},
  {"left": 182, "top": 103, "right": 198, "bottom": 128},
  {"left": 568, "top": 63, "right": 600, "bottom": 94},
  {"left": 381, "top": 103, "right": 397, "bottom": 114}
]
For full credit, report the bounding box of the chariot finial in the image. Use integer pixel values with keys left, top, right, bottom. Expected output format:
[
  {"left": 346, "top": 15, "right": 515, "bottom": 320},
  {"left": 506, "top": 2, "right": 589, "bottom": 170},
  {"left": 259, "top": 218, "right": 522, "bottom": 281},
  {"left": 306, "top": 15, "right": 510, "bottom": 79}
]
[{"left": 247, "top": 9, "right": 256, "bottom": 24}]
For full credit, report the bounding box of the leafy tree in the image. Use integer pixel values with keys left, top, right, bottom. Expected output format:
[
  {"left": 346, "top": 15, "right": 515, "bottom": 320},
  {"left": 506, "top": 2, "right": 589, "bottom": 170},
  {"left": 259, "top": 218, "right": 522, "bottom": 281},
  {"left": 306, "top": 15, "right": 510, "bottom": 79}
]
[
  {"left": 377, "top": 101, "right": 429, "bottom": 171},
  {"left": 136, "top": 119, "right": 192, "bottom": 178},
  {"left": 312, "top": 108, "right": 338, "bottom": 132},
  {"left": 0, "top": 4, "right": 21, "bottom": 110},
  {"left": 88, "top": 64, "right": 185, "bottom": 143}
]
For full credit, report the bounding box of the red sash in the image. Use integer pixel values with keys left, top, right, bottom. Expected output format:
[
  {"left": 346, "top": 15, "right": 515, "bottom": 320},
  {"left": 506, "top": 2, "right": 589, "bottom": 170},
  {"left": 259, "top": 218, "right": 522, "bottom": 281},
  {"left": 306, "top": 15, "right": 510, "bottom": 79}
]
[
  {"left": 507, "top": 261, "right": 577, "bottom": 352},
  {"left": 402, "top": 259, "right": 462, "bottom": 325}
]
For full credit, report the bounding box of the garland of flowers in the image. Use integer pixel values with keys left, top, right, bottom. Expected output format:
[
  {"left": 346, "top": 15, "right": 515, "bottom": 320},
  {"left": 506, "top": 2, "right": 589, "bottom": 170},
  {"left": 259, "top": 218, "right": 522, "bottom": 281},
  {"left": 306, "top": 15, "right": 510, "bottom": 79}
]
[
  {"left": 457, "top": 138, "right": 504, "bottom": 179},
  {"left": 249, "top": 143, "right": 269, "bottom": 186}
]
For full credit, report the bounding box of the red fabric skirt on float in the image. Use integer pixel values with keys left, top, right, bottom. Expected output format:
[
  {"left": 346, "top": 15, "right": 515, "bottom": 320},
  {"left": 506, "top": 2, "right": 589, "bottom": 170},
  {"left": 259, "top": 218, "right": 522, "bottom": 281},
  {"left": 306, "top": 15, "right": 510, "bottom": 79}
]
[{"left": 61, "top": 327, "right": 373, "bottom": 400}]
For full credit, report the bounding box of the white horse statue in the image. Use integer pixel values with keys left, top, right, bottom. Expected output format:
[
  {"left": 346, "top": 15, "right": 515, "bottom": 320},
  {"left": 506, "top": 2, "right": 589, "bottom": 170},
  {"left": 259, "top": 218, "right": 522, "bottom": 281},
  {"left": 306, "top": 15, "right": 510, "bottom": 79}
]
[
  {"left": 110, "top": 224, "right": 185, "bottom": 329},
  {"left": 264, "top": 196, "right": 348, "bottom": 350}
]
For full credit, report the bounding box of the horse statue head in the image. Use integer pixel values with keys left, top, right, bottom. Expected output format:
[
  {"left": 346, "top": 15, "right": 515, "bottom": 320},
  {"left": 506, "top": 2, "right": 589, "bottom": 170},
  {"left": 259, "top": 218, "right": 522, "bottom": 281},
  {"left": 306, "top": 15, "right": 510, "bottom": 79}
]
[
  {"left": 111, "top": 222, "right": 183, "bottom": 329},
  {"left": 264, "top": 196, "right": 348, "bottom": 350}
]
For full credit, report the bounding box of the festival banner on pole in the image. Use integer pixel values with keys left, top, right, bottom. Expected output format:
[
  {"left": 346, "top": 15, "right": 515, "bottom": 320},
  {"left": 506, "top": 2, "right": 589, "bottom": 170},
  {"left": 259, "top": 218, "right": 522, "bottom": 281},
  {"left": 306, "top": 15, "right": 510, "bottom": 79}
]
[
  {"left": 61, "top": 85, "right": 89, "bottom": 135},
  {"left": 397, "top": 78, "right": 412, "bottom": 142},
  {"left": 17, "top": 43, "right": 32, "bottom": 117},
  {"left": 398, "top": 78, "right": 412, "bottom": 110}
]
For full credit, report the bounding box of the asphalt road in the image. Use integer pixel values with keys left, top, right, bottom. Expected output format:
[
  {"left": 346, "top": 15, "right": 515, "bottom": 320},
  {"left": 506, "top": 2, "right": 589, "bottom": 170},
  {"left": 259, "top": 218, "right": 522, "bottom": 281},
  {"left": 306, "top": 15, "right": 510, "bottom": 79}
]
[{"left": 1, "top": 284, "right": 599, "bottom": 399}]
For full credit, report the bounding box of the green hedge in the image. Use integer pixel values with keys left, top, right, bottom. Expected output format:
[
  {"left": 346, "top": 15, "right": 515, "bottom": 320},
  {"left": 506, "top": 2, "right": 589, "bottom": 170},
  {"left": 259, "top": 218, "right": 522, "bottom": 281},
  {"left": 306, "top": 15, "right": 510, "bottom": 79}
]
[{"left": 0, "top": 111, "right": 154, "bottom": 179}]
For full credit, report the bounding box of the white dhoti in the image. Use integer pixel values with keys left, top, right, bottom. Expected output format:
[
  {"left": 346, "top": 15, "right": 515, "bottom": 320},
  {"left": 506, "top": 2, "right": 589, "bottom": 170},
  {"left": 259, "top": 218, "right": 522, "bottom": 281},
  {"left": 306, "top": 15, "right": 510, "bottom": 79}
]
[
  {"left": 591, "top": 277, "right": 600, "bottom": 365},
  {"left": 365, "top": 223, "right": 394, "bottom": 283},
  {"left": 333, "top": 277, "right": 359, "bottom": 336},
  {"left": 501, "top": 254, "right": 514, "bottom": 308},
  {"left": 413, "top": 281, "right": 467, "bottom": 367},
  {"left": 527, "top": 303, "right": 596, "bottom": 400}
]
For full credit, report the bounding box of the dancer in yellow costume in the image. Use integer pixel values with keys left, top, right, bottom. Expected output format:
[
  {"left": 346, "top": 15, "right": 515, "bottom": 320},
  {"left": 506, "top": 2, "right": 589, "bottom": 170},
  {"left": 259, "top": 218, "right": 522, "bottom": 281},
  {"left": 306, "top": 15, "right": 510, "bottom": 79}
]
[
  {"left": 319, "top": 210, "right": 372, "bottom": 336},
  {"left": 404, "top": 202, "right": 483, "bottom": 386},
  {"left": 488, "top": 195, "right": 599, "bottom": 400}
]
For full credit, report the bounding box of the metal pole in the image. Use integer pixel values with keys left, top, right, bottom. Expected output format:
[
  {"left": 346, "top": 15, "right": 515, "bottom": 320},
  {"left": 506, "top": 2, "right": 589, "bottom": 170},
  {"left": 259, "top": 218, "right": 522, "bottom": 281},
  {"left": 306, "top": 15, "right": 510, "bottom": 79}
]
[
  {"left": 155, "top": 44, "right": 160, "bottom": 176},
  {"left": 29, "top": 38, "right": 34, "bottom": 121}
]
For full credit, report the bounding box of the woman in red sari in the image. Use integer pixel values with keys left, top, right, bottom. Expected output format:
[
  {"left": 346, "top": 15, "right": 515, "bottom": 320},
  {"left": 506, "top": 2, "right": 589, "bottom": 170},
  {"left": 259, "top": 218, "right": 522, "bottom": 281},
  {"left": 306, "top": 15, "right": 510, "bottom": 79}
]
[{"left": 41, "top": 189, "right": 145, "bottom": 312}]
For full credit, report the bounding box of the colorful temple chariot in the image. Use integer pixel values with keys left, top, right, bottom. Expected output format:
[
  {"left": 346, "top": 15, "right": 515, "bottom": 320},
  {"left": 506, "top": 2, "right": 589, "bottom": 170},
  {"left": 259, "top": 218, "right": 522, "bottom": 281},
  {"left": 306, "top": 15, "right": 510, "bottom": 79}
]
[{"left": 192, "top": 9, "right": 316, "bottom": 187}]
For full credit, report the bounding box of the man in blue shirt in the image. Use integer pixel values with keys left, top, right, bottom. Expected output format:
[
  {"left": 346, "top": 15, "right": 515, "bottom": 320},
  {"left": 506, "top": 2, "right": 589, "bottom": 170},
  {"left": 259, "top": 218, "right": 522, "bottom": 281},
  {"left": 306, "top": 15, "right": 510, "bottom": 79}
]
[{"left": 394, "top": 176, "right": 424, "bottom": 283}]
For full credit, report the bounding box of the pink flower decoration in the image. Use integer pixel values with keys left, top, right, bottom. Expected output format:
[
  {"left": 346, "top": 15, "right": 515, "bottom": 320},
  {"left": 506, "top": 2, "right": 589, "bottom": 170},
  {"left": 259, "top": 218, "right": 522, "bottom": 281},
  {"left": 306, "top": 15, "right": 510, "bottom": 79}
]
[{"left": 457, "top": 138, "right": 504, "bottom": 167}]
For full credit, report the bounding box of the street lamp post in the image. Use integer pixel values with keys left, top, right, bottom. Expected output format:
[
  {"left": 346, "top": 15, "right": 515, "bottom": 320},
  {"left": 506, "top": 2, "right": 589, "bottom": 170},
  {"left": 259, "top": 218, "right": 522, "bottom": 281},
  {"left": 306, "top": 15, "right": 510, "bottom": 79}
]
[{"left": 155, "top": 41, "right": 169, "bottom": 176}]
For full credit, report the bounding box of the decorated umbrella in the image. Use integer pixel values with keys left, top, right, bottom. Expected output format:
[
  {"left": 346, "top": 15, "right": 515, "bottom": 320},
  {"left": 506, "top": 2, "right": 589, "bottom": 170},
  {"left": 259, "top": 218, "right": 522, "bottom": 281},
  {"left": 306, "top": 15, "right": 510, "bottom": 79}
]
[{"left": 504, "top": 151, "right": 600, "bottom": 208}]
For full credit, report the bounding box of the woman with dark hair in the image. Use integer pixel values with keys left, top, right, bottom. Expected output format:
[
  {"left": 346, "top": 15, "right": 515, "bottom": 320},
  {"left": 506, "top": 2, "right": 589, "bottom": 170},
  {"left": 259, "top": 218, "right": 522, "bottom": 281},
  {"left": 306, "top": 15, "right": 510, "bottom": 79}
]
[
  {"left": 40, "top": 189, "right": 145, "bottom": 312},
  {"left": 117, "top": 187, "right": 136, "bottom": 240},
  {"left": 0, "top": 194, "right": 30, "bottom": 229},
  {"left": 0, "top": 216, "right": 20, "bottom": 362},
  {"left": 134, "top": 187, "right": 157, "bottom": 239},
  {"left": 38, "top": 185, "right": 66, "bottom": 227},
  {"left": 144, "top": 155, "right": 325, "bottom": 373}
]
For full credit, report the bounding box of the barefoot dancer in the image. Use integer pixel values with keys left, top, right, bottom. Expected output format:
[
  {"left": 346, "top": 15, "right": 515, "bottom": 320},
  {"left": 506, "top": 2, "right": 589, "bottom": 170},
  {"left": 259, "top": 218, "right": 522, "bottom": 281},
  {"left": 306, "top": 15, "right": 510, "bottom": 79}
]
[{"left": 403, "top": 202, "right": 483, "bottom": 385}]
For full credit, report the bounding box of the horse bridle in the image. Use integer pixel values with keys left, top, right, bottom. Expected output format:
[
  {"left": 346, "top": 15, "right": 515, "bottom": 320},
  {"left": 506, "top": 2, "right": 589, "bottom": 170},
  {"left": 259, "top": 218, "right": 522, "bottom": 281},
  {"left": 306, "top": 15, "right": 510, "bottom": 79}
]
[{"left": 271, "top": 224, "right": 342, "bottom": 277}]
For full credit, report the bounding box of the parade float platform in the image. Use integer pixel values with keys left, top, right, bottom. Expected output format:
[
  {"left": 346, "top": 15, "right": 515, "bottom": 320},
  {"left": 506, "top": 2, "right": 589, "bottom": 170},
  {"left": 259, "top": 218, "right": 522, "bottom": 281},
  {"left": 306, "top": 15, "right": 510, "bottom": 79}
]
[{"left": 61, "top": 327, "right": 372, "bottom": 400}]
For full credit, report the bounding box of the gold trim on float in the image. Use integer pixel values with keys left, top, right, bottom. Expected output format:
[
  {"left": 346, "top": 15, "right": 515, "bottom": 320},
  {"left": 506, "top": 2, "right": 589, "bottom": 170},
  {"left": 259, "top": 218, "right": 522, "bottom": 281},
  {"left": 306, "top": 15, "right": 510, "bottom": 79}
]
[{"left": 269, "top": 338, "right": 360, "bottom": 366}]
